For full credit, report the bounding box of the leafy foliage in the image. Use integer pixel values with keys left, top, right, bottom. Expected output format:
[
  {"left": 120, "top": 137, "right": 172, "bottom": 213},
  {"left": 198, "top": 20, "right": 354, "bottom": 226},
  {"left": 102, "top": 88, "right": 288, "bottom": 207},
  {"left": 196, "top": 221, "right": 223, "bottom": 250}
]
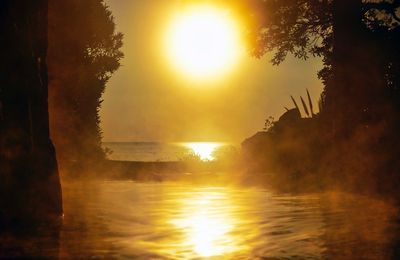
[
  {"left": 48, "top": 0, "right": 123, "bottom": 171},
  {"left": 244, "top": 1, "right": 400, "bottom": 194},
  {"left": 263, "top": 116, "right": 275, "bottom": 131},
  {"left": 247, "top": 0, "right": 332, "bottom": 65},
  {"left": 245, "top": 0, "right": 400, "bottom": 89}
]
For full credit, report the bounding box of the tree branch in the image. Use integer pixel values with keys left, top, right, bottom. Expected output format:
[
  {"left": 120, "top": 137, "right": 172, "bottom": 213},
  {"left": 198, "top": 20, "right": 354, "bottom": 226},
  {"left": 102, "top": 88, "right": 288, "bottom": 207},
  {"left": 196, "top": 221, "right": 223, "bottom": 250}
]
[{"left": 364, "top": 1, "right": 400, "bottom": 23}]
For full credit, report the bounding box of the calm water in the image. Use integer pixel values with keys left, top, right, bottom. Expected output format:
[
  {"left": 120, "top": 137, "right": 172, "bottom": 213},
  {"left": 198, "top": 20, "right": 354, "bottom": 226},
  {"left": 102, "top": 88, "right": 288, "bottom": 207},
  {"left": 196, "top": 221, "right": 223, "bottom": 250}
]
[
  {"left": 3, "top": 181, "right": 399, "bottom": 259},
  {"left": 103, "top": 142, "right": 233, "bottom": 161}
]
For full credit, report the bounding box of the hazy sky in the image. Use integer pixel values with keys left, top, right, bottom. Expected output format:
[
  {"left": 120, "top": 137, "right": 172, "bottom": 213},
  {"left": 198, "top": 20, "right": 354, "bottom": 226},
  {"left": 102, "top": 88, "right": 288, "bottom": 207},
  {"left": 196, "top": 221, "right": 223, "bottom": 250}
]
[{"left": 100, "top": 0, "right": 323, "bottom": 143}]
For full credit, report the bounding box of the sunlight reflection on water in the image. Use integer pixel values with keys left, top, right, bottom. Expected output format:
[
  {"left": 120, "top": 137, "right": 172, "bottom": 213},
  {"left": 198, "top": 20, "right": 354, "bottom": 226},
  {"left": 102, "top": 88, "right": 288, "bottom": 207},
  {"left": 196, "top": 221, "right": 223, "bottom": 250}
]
[
  {"left": 182, "top": 142, "right": 224, "bottom": 161},
  {"left": 7, "top": 181, "right": 397, "bottom": 259},
  {"left": 170, "top": 191, "right": 240, "bottom": 257}
]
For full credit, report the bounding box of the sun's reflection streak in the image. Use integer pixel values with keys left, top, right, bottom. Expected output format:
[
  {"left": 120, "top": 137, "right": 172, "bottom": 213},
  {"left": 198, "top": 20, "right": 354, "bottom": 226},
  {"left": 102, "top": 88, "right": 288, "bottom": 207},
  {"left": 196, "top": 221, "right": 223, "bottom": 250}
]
[
  {"left": 183, "top": 142, "right": 223, "bottom": 161},
  {"left": 169, "top": 191, "right": 243, "bottom": 258}
]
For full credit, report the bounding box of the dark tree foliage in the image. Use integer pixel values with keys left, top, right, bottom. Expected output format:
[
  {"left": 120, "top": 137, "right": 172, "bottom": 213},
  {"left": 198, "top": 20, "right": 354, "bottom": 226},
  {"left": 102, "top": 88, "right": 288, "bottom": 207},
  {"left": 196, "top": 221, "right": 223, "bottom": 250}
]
[
  {"left": 244, "top": 0, "right": 400, "bottom": 132},
  {"left": 48, "top": 0, "right": 123, "bottom": 173},
  {"left": 242, "top": 0, "right": 400, "bottom": 194},
  {"left": 246, "top": 1, "right": 399, "bottom": 81},
  {"left": 246, "top": 0, "right": 332, "bottom": 65}
]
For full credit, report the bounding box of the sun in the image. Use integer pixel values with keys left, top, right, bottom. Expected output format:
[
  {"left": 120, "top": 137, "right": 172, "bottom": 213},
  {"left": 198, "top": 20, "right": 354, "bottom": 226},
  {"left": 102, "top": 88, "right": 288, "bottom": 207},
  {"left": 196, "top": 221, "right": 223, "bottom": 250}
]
[{"left": 165, "top": 5, "right": 243, "bottom": 80}]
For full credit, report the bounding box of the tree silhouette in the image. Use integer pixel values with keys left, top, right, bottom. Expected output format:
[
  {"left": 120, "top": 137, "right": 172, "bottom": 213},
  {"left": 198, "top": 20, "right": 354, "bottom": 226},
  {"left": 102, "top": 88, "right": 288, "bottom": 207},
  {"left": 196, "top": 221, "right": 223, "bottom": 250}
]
[
  {"left": 48, "top": 0, "right": 123, "bottom": 173},
  {"left": 246, "top": 0, "right": 400, "bottom": 133},
  {"left": 242, "top": 0, "right": 400, "bottom": 193}
]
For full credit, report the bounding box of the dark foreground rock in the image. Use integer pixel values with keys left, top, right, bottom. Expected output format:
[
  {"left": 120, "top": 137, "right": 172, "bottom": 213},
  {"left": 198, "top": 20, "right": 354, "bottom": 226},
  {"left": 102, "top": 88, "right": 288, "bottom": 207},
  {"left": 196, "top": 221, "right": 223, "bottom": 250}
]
[{"left": 0, "top": 0, "right": 62, "bottom": 229}]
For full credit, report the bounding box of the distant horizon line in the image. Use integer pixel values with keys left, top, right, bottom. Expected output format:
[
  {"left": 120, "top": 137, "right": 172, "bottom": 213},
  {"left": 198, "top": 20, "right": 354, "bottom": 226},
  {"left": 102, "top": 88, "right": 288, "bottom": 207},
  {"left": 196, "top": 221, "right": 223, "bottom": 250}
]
[{"left": 102, "top": 141, "right": 237, "bottom": 144}]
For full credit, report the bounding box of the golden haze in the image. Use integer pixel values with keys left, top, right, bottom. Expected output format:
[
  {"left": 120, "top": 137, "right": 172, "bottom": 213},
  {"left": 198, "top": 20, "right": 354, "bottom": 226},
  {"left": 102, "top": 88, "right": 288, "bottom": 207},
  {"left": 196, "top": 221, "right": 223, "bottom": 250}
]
[{"left": 100, "top": 0, "right": 323, "bottom": 142}]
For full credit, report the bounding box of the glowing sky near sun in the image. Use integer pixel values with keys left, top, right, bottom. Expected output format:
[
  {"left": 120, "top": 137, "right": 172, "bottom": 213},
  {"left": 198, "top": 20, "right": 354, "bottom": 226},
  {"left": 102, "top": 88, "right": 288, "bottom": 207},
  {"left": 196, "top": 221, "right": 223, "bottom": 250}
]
[{"left": 100, "top": 0, "right": 324, "bottom": 142}]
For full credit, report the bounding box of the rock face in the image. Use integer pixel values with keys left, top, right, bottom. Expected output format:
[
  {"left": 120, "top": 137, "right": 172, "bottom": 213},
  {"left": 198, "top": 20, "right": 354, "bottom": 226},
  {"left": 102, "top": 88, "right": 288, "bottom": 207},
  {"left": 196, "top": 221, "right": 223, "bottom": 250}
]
[
  {"left": 242, "top": 109, "right": 321, "bottom": 175},
  {"left": 0, "top": 0, "right": 62, "bottom": 226}
]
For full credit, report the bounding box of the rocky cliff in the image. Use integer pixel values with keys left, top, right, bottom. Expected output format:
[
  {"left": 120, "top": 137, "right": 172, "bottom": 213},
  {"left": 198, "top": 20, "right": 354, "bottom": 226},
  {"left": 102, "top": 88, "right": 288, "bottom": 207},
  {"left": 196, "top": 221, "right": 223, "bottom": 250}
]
[{"left": 0, "top": 0, "right": 62, "bottom": 227}]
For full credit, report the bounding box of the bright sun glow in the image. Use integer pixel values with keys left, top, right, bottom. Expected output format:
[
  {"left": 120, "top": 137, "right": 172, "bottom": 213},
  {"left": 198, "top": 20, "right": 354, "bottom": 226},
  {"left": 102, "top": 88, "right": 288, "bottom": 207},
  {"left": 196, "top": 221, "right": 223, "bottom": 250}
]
[
  {"left": 184, "top": 142, "right": 222, "bottom": 161},
  {"left": 165, "top": 5, "right": 243, "bottom": 79}
]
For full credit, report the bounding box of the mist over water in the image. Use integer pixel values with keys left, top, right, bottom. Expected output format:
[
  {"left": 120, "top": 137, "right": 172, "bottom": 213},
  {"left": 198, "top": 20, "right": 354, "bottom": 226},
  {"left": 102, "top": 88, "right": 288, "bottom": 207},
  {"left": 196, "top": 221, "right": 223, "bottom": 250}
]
[
  {"left": 1, "top": 0, "right": 400, "bottom": 259},
  {"left": 56, "top": 181, "right": 399, "bottom": 259}
]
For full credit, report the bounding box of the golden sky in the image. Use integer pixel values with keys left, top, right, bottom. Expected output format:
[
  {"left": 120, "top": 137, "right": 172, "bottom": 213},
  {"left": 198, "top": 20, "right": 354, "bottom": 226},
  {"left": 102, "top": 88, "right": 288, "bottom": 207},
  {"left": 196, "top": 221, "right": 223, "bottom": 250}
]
[{"left": 100, "top": 0, "right": 323, "bottom": 143}]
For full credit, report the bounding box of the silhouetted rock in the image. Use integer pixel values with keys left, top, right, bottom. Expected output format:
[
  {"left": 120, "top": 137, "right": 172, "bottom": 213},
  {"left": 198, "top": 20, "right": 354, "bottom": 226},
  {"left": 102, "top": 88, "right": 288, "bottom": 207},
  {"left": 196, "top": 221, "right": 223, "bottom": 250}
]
[{"left": 0, "top": 0, "right": 62, "bottom": 229}]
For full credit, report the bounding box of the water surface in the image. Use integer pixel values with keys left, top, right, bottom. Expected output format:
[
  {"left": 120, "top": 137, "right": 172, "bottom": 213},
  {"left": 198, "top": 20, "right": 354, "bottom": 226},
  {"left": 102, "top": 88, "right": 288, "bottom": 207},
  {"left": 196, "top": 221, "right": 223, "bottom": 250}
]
[
  {"left": 1, "top": 181, "right": 399, "bottom": 259},
  {"left": 60, "top": 181, "right": 399, "bottom": 259}
]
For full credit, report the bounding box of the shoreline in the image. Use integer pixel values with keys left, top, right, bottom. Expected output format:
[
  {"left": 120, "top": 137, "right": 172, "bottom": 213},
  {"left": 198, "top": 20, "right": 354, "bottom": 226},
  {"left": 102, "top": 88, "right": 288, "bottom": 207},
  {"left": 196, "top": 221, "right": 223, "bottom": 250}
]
[{"left": 99, "top": 159, "right": 234, "bottom": 182}]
